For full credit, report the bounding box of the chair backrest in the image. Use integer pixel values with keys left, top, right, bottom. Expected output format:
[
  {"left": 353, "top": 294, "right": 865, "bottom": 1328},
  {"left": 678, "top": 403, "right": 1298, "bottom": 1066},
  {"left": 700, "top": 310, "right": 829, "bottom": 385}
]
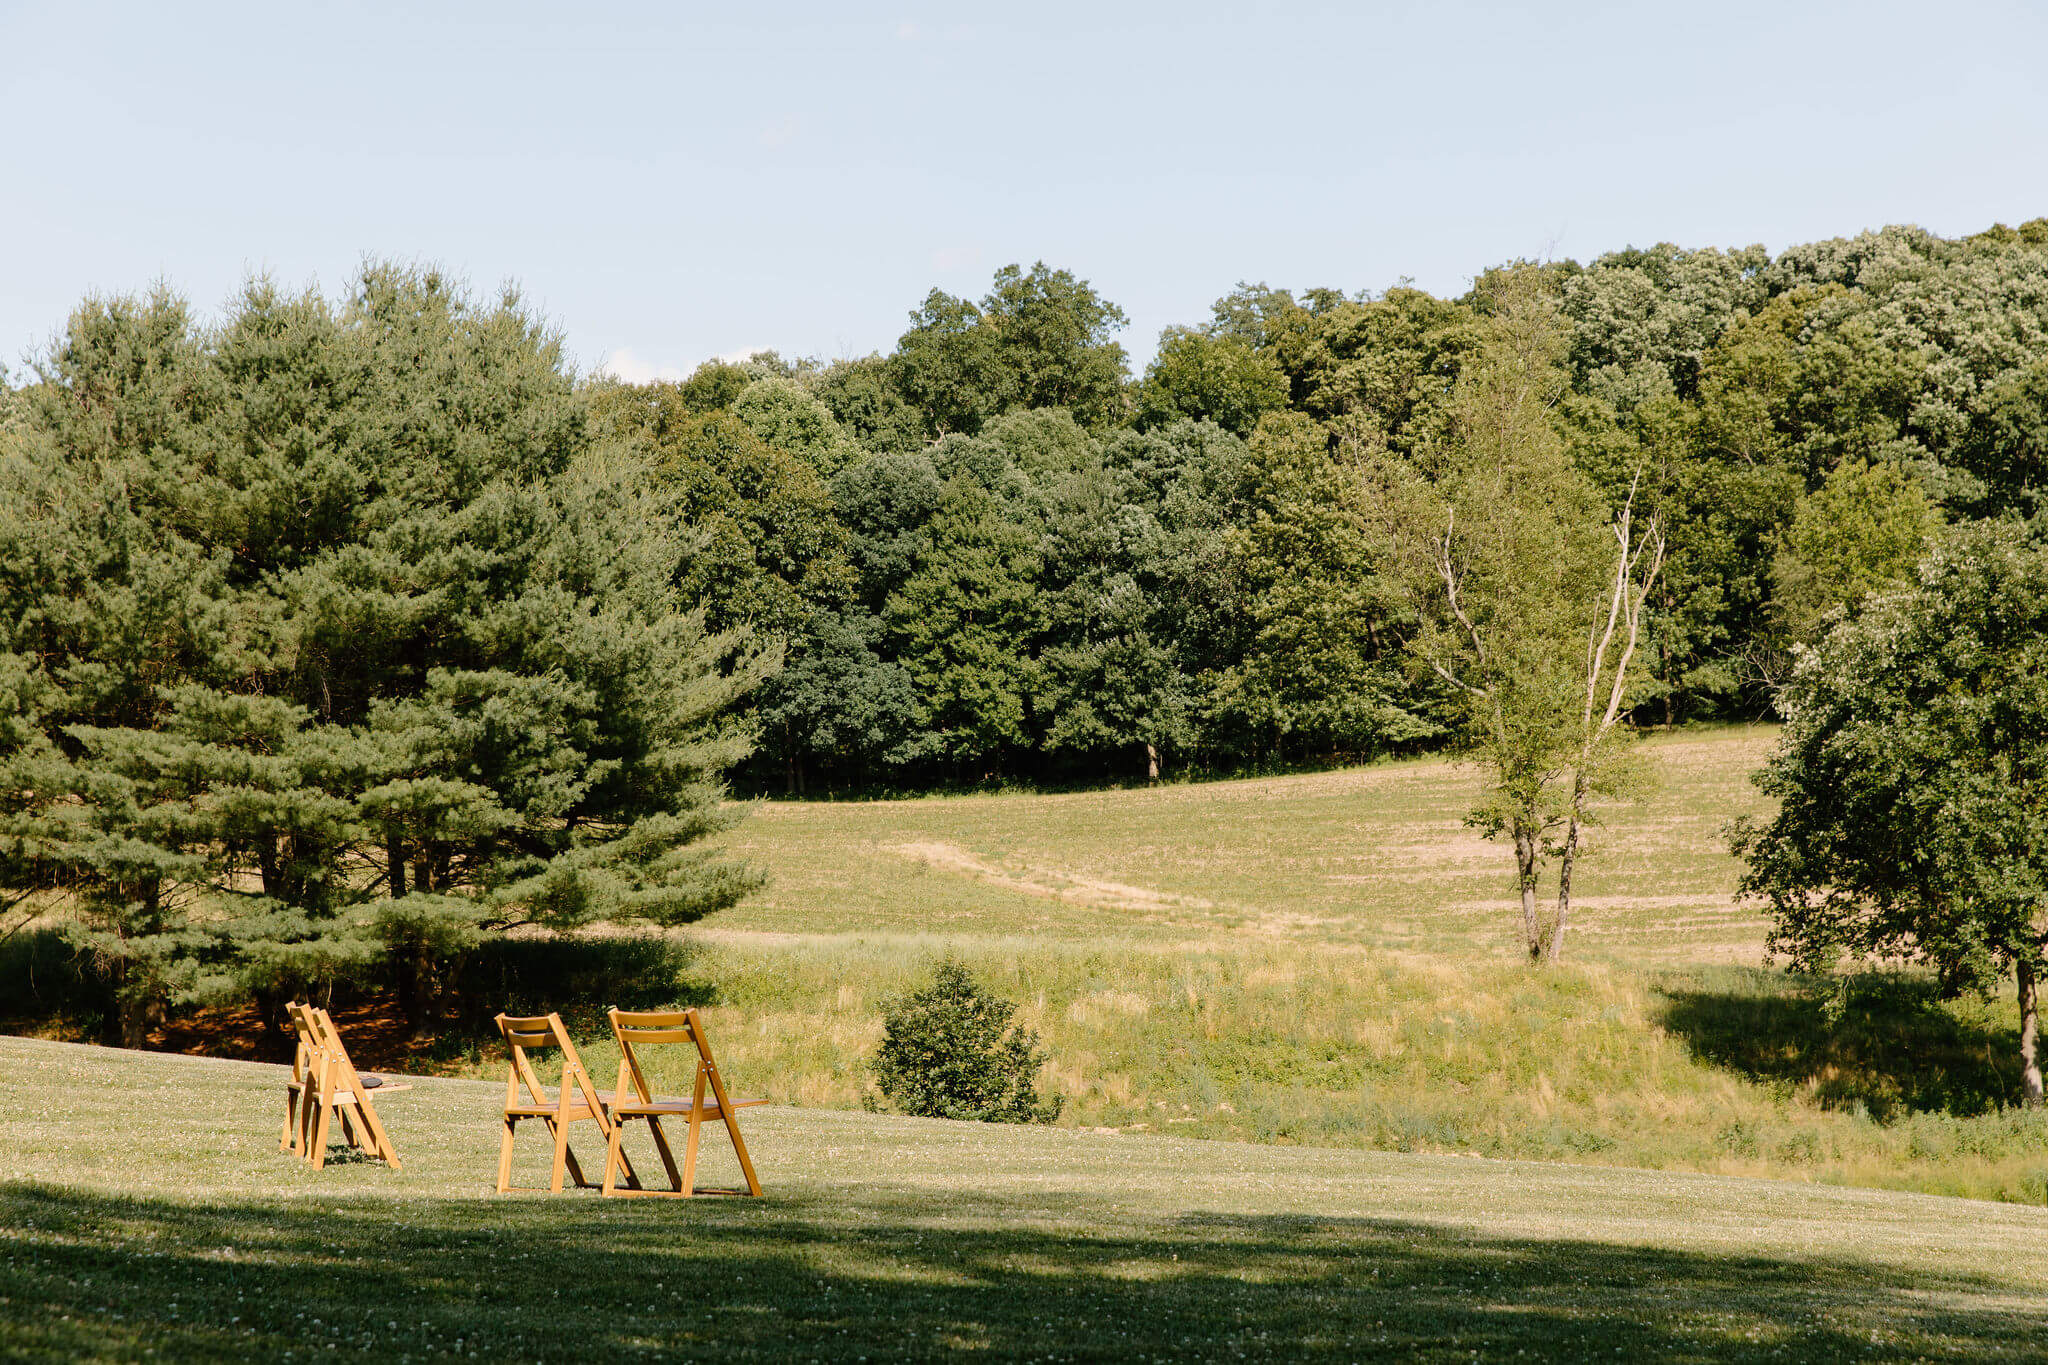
[
  {"left": 495, "top": 1012, "right": 604, "bottom": 1115},
  {"left": 303, "top": 1005, "right": 371, "bottom": 1098},
  {"left": 286, "top": 1002, "right": 320, "bottom": 1084},
  {"left": 608, "top": 1007, "right": 726, "bottom": 1106}
]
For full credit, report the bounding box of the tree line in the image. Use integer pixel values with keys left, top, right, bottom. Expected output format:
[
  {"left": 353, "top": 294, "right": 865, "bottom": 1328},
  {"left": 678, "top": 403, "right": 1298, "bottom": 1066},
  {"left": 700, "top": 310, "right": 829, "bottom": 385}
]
[
  {"left": 0, "top": 271, "right": 768, "bottom": 1041},
  {"left": 572, "top": 222, "right": 2048, "bottom": 795}
]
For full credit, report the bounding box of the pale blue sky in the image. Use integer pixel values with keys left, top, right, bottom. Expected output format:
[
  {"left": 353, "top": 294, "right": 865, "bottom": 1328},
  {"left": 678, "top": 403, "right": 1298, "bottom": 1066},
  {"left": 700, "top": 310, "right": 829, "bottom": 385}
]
[{"left": 5, "top": 1, "right": 2046, "bottom": 381}]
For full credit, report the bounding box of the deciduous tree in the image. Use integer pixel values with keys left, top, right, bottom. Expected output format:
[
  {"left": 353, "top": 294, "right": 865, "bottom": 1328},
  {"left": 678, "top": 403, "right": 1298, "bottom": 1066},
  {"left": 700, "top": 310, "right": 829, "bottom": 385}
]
[
  {"left": 1370, "top": 268, "right": 1659, "bottom": 961},
  {"left": 1732, "top": 524, "right": 2048, "bottom": 1106}
]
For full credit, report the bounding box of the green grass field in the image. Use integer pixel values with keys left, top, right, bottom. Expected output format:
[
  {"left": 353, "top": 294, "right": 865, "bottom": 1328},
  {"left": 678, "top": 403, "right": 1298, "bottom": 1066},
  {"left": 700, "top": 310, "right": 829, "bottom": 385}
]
[
  {"left": 6, "top": 1036, "right": 2048, "bottom": 1362},
  {"left": 716, "top": 728, "right": 1775, "bottom": 959},
  {"left": 588, "top": 725, "right": 2040, "bottom": 1204}
]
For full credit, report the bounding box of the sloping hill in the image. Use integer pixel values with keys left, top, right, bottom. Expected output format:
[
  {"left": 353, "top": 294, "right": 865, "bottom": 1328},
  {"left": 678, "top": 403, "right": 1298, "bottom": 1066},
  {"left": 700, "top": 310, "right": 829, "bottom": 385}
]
[
  {"left": 652, "top": 727, "right": 2043, "bottom": 1201},
  {"left": 717, "top": 727, "right": 1780, "bottom": 961},
  {"left": 4, "top": 1036, "right": 2046, "bottom": 1362}
]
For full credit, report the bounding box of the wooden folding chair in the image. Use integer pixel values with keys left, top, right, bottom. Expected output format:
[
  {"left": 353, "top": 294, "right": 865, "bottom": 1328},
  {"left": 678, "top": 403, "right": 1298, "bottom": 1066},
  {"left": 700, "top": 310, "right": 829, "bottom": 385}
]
[
  {"left": 279, "top": 1003, "right": 319, "bottom": 1156},
  {"left": 291, "top": 1003, "right": 410, "bottom": 1170},
  {"left": 601, "top": 1007, "right": 766, "bottom": 1198},
  {"left": 494, "top": 1012, "right": 637, "bottom": 1194}
]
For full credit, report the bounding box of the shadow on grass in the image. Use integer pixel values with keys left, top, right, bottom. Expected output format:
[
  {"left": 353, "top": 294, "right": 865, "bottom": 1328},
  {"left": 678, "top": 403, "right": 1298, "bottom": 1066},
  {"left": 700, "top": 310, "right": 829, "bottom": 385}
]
[
  {"left": 1655, "top": 967, "right": 2020, "bottom": 1120},
  {"left": 2, "top": 1181, "right": 2040, "bottom": 1363}
]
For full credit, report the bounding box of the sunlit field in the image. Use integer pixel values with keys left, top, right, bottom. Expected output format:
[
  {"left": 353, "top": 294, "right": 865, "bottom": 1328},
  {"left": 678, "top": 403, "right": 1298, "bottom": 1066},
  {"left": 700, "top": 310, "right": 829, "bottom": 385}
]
[
  {"left": 716, "top": 728, "right": 1777, "bottom": 960},
  {"left": 638, "top": 725, "right": 2040, "bottom": 1203}
]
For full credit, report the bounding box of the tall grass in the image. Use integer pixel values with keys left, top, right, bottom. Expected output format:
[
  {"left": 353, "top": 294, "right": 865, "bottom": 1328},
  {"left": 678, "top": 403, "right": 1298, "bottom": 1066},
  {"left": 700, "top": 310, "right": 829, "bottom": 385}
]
[{"left": 555, "top": 934, "right": 2048, "bottom": 1204}]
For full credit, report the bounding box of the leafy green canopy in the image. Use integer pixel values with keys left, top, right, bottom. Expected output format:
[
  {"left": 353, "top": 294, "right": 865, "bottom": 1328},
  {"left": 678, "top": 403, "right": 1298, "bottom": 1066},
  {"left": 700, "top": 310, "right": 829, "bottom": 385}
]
[
  {"left": 0, "top": 267, "right": 769, "bottom": 1037},
  {"left": 890, "top": 262, "right": 1130, "bottom": 437},
  {"left": 1769, "top": 458, "right": 1939, "bottom": 649},
  {"left": 1732, "top": 524, "right": 2048, "bottom": 1103}
]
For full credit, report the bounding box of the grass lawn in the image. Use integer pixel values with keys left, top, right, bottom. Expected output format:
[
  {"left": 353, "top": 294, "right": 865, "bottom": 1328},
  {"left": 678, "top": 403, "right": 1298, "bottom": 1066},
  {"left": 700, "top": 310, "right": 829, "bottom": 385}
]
[{"left": 5, "top": 1035, "right": 2048, "bottom": 1362}]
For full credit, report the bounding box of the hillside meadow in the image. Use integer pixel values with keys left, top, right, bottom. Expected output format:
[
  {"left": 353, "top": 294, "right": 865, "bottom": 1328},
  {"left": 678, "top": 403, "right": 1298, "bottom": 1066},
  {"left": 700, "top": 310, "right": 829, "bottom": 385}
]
[
  {"left": 441, "top": 726, "right": 2044, "bottom": 1204},
  {"left": 8, "top": 726, "right": 2044, "bottom": 1204}
]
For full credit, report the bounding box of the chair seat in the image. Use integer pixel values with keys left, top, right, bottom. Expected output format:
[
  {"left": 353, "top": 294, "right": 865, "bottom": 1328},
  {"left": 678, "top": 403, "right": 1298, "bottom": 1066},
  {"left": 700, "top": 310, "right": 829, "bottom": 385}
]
[
  {"left": 504, "top": 1103, "right": 606, "bottom": 1119},
  {"left": 613, "top": 1096, "right": 767, "bottom": 1117},
  {"left": 329, "top": 1082, "right": 414, "bottom": 1102}
]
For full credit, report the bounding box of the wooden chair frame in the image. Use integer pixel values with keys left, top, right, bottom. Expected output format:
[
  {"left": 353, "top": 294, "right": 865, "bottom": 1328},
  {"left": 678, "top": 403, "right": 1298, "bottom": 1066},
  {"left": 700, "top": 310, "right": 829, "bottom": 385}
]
[
  {"left": 601, "top": 1007, "right": 765, "bottom": 1198},
  {"left": 288, "top": 1003, "right": 409, "bottom": 1170},
  {"left": 494, "top": 1012, "right": 638, "bottom": 1194},
  {"left": 280, "top": 1004, "right": 317, "bottom": 1156}
]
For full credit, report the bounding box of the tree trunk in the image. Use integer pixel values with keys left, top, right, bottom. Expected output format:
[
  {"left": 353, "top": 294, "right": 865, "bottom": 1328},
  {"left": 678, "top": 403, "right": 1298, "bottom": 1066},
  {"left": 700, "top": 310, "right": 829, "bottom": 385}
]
[
  {"left": 257, "top": 837, "right": 281, "bottom": 897},
  {"left": 388, "top": 834, "right": 407, "bottom": 899},
  {"left": 395, "top": 939, "right": 438, "bottom": 1035},
  {"left": 113, "top": 877, "right": 167, "bottom": 1047},
  {"left": 253, "top": 987, "right": 290, "bottom": 1060},
  {"left": 2020, "top": 958, "right": 2043, "bottom": 1108},
  {"left": 395, "top": 949, "right": 423, "bottom": 1033},
  {"left": 1146, "top": 742, "right": 1161, "bottom": 783},
  {"left": 1515, "top": 827, "right": 1542, "bottom": 961},
  {"left": 254, "top": 987, "right": 286, "bottom": 1036},
  {"left": 98, "top": 957, "right": 128, "bottom": 1047},
  {"left": 1549, "top": 775, "right": 1591, "bottom": 965},
  {"left": 118, "top": 989, "right": 164, "bottom": 1049},
  {"left": 1658, "top": 623, "right": 1674, "bottom": 730}
]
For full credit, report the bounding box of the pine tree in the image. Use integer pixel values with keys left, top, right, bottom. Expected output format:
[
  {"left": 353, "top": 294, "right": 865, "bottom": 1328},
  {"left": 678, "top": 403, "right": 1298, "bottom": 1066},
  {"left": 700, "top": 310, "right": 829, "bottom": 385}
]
[{"left": 0, "top": 268, "right": 770, "bottom": 1040}]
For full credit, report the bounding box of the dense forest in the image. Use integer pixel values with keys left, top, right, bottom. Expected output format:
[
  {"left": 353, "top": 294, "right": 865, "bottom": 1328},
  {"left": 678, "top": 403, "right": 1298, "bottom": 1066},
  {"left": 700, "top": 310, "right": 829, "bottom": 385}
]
[{"left": 569, "top": 219, "right": 2048, "bottom": 792}]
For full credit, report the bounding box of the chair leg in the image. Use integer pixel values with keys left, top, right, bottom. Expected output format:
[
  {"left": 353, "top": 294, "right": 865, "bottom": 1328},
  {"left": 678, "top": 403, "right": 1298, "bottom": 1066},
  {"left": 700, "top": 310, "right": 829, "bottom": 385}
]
[
  {"left": 354, "top": 1097, "right": 401, "bottom": 1170},
  {"left": 563, "top": 1138, "right": 591, "bottom": 1189},
  {"left": 496, "top": 1117, "right": 517, "bottom": 1193},
  {"left": 646, "top": 1116, "right": 682, "bottom": 1192},
  {"left": 281, "top": 1088, "right": 299, "bottom": 1154},
  {"left": 601, "top": 1120, "right": 626, "bottom": 1196},
  {"left": 310, "top": 1100, "right": 332, "bottom": 1171},
  {"left": 549, "top": 1118, "right": 571, "bottom": 1194},
  {"left": 680, "top": 1107, "right": 703, "bottom": 1198},
  {"left": 722, "top": 1109, "right": 763, "bottom": 1198},
  {"left": 603, "top": 1119, "right": 642, "bottom": 1191}
]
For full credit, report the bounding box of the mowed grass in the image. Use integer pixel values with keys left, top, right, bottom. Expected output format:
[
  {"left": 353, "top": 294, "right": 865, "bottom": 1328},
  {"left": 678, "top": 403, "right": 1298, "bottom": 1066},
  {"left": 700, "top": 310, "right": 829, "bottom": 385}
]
[{"left": 6, "top": 1037, "right": 2048, "bottom": 1363}]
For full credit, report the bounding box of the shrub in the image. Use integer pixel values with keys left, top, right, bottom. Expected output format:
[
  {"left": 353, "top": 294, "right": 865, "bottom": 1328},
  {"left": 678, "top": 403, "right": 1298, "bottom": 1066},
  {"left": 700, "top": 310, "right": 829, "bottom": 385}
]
[{"left": 869, "top": 961, "right": 1062, "bottom": 1123}]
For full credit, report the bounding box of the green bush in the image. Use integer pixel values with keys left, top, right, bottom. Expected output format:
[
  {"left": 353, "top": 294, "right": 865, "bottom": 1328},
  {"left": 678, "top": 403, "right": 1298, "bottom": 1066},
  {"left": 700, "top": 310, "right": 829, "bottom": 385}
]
[{"left": 869, "top": 961, "right": 1061, "bottom": 1123}]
